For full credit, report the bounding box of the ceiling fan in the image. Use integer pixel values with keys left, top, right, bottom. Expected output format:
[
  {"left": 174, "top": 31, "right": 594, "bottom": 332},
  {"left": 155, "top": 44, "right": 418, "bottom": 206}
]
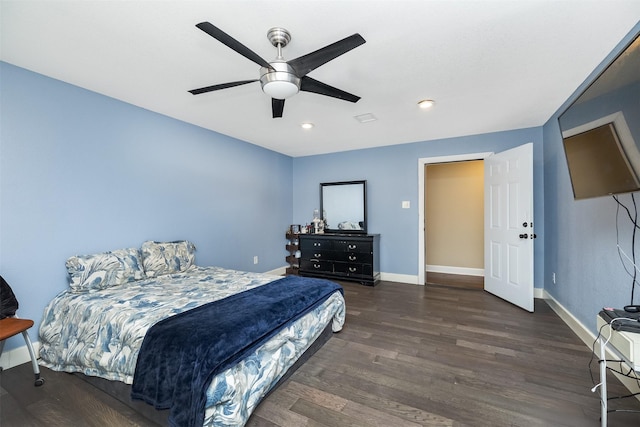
[{"left": 189, "top": 22, "right": 366, "bottom": 118}]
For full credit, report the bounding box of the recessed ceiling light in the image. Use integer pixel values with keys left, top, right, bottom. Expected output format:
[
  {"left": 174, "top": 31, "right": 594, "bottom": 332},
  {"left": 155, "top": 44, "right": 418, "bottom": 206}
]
[
  {"left": 301, "top": 122, "right": 314, "bottom": 129},
  {"left": 418, "top": 99, "right": 436, "bottom": 109}
]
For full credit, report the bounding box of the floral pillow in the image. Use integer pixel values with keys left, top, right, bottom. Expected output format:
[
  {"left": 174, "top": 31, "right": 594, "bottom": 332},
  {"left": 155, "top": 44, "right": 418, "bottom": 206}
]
[
  {"left": 141, "top": 240, "right": 196, "bottom": 278},
  {"left": 66, "top": 247, "right": 145, "bottom": 292}
]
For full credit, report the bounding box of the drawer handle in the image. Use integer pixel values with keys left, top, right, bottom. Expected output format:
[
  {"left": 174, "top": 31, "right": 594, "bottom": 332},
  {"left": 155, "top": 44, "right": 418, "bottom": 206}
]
[
  {"left": 349, "top": 267, "right": 357, "bottom": 272},
  {"left": 348, "top": 255, "right": 357, "bottom": 261},
  {"left": 348, "top": 244, "right": 357, "bottom": 250},
  {"left": 313, "top": 263, "right": 321, "bottom": 269},
  {"left": 314, "top": 242, "right": 321, "bottom": 247},
  {"left": 314, "top": 253, "right": 322, "bottom": 258}
]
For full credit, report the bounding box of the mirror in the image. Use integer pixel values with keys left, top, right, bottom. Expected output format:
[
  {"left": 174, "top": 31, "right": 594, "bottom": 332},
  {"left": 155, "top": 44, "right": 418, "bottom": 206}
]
[
  {"left": 558, "top": 32, "right": 640, "bottom": 199},
  {"left": 320, "top": 180, "right": 367, "bottom": 234}
]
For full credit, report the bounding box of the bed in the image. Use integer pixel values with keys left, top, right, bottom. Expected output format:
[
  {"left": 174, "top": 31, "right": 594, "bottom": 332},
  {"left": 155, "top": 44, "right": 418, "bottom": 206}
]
[{"left": 38, "top": 241, "right": 345, "bottom": 426}]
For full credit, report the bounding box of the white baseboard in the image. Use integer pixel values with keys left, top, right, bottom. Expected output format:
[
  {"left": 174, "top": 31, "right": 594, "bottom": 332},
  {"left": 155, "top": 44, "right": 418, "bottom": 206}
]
[
  {"left": 267, "top": 266, "right": 287, "bottom": 276},
  {"left": 426, "top": 265, "right": 484, "bottom": 277},
  {"left": 380, "top": 272, "right": 421, "bottom": 285},
  {"left": 543, "top": 290, "right": 640, "bottom": 401},
  {"left": 543, "top": 291, "right": 595, "bottom": 346},
  {"left": 0, "top": 340, "right": 40, "bottom": 370}
]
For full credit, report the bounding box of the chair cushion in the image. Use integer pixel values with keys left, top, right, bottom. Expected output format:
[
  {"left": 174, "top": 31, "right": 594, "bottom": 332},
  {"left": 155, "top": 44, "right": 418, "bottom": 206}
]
[{"left": 0, "top": 318, "right": 34, "bottom": 341}]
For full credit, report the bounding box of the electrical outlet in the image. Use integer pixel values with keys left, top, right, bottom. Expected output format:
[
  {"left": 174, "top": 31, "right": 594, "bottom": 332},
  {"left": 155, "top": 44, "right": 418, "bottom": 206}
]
[{"left": 253, "top": 256, "right": 259, "bottom": 264}]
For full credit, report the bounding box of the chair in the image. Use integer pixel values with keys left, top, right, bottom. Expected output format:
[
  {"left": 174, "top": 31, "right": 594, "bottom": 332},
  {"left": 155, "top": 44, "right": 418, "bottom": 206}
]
[{"left": 0, "top": 275, "right": 44, "bottom": 387}]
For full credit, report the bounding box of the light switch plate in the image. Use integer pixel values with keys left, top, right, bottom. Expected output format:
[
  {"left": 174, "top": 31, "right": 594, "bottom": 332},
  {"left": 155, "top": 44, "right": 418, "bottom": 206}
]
[{"left": 402, "top": 201, "right": 410, "bottom": 209}]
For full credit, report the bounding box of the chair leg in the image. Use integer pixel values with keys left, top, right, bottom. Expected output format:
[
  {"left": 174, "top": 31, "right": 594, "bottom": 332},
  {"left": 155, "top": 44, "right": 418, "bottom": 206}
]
[{"left": 21, "top": 330, "right": 44, "bottom": 386}]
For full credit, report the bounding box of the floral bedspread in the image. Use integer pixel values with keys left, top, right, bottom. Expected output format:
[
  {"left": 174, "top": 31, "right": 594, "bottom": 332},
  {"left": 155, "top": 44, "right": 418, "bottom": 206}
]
[{"left": 39, "top": 266, "right": 345, "bottom": 426}]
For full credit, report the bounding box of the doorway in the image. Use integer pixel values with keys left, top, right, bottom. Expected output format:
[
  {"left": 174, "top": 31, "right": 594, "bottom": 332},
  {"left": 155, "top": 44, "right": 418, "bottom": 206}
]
[
  {"left": 424, "top": 160, "right": 485, "bottom": 290},
  {"left": 418, "top": 152, "right": 492, "bottom": 287}
]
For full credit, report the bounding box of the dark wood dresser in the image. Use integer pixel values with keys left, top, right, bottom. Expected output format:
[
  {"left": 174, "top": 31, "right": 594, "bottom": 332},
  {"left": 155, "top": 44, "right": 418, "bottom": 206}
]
[{"left": 298, "top": 234, "right": 380, "bottom": 286}]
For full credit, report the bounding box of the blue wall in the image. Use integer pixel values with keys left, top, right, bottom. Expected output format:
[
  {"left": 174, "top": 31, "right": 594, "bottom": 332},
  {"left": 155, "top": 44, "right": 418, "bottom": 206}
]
[
  {"left": 0, "top": 62, "right": 293, "bottom": 350},
  {"left": 292, "top": 127, "right": 545, "bottom": 284},
  {"left": 543, "top": 22, "right": 640, "bottom": 332}
]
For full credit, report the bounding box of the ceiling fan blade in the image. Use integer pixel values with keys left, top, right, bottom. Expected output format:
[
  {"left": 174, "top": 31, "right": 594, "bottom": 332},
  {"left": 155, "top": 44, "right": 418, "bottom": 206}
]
[
  {"left": 189, "top": 79, "right": 258, "bottom": 95},
  {"left": 196, "top": 22, "right": 273, "bottom": 70},
  {"left": 300, "top": 76, "right": 360, "bottom": 103},
  {"left": 272, "top": 98, "right": 285, "bottom": 118},
  {"left": 288, "top": 34, "right": 365, "bottom": 77}
]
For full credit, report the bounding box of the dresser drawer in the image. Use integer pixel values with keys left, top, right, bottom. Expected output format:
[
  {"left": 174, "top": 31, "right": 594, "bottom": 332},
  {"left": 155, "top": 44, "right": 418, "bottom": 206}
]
[
  {"left": 334, "top": 240, "right": 371, "bottom": 253},
  {"left": 333, "top": 262, "right": 372, "bottom": 277},
  {"left": 303, "top": 250, "right": 336, "bottom": 261},
  {"left": 300, "top": 259, "right": 332, "bottom": 273},
  {"left": 300, "top": 238, "right": 332, "bottom": 251},
  {"left": 333, "top": 251, "right": 372, "bottom": 264}
]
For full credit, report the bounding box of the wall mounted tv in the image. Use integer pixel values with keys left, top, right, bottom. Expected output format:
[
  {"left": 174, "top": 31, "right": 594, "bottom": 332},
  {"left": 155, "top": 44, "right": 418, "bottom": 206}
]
[{"left": 558, "top": 32, "right": 640, "bottom": 200}]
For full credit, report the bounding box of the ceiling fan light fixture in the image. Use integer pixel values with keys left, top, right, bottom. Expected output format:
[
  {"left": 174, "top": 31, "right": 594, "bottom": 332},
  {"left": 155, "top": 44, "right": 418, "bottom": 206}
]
[
  {"left": 262, "top": 80, "right": 299, "bottom": 99},
  {"left": 418, "top": 99, "right": 436, "bottom": 109},
  {"left": 260, "top": 61, "right": 300, "bottom": 99}
]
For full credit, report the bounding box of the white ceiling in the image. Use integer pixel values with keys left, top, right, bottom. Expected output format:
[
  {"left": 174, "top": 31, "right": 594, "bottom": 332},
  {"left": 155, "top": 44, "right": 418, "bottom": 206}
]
[{"left": 2, "top": 1, "right": 640, "bottom": 157}]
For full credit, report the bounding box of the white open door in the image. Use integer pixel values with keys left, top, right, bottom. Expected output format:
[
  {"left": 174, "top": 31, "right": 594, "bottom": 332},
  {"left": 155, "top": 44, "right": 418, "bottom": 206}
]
[{"left": 484, "top": 143, "right": 534, "bottom": 312}]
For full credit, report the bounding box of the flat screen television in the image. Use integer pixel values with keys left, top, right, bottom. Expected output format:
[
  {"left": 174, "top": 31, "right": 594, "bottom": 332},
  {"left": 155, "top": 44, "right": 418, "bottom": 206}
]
[
  {"left": 559, "top": 32, "right": 640, "bottom": 200},
  {"left": 562, "top": 113, "right": 640, "bottom": 199}
]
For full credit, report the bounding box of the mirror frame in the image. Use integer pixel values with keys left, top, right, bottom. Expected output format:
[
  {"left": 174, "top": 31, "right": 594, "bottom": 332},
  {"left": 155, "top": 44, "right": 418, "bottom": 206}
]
[{"left": 320, "top": 180, "right": 367, "bottom": 234}]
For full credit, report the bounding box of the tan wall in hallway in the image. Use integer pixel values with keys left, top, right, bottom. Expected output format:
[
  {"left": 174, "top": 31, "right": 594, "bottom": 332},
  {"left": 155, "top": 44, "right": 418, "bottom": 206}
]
[{"left": 425, "top": 160, "right": 484, "bottom": 269}]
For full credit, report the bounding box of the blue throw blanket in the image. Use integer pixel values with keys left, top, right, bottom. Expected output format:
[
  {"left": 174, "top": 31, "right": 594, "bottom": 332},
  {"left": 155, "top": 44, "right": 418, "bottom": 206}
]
[{"left": 131, "top": 275, "right": 342, "bottom": 427}]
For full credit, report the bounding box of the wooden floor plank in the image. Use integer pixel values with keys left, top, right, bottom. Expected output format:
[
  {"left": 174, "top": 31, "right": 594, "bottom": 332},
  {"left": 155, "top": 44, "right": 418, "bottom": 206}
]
[{"left": 2, "top": 276, "right": 640, "bottom": 426}]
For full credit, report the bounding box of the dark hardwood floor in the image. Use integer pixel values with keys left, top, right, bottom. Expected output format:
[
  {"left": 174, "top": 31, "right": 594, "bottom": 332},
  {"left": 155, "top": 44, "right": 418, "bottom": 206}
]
[
  {"left": 2, "top": 277, "right": 640, "bottom": 426},
  {"left": 425, "top": 272, "right": 484, "bottom": 290}
]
